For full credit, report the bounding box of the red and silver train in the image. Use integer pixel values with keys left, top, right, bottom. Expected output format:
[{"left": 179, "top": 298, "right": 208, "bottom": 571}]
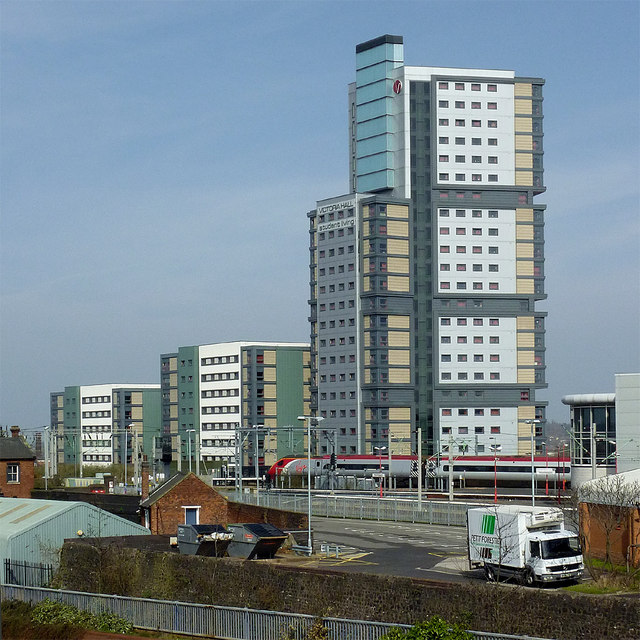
[{"left": 267, "top": 454, "right": 571, "bottom": 486}]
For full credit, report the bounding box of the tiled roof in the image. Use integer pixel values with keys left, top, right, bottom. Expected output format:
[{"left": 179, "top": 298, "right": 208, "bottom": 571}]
[
  {"left": 0, "top": 437, "right": 36, "bottom": 461},
  {"left": 140, "top": 471, "right": 189, "bottom": 507}
]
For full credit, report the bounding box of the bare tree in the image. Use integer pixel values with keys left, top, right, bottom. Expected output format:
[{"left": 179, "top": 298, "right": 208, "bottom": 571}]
[{"left": 578, "top": 475, "right": 640, "bottom": 576}]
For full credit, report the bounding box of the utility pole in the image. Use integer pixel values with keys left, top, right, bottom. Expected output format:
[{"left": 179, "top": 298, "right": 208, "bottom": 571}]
[{"left": 417, "top": 427, "right": 422, "bottom": 510}]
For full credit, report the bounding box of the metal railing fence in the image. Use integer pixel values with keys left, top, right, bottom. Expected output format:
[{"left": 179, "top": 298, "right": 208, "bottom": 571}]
[
  {"left": 236, "top": 491, "right": 473, "bottom": 526},
  {"left": 0, "top": 584, "right": 555, "bottom": 640}
]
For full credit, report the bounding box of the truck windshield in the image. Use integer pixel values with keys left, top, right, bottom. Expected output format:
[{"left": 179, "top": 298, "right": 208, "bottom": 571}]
[{"left": 541, "top": 536, "right": 580, "bottom": 559}]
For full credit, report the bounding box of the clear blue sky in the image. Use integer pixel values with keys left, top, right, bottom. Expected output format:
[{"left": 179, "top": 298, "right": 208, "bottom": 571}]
[{"left": 1, "top": 0, "right": 639, "bottom": 431}]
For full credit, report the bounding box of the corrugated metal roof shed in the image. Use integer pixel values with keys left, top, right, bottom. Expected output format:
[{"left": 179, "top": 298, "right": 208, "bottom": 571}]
[{"left": 0, "top": 498, "right": 149, "bottom": 566}]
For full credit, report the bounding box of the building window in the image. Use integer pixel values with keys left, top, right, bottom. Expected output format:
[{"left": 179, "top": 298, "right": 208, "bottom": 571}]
[
  {"left": 455, "top": 83, "right": 464, "bottom": 90},
  {"left": 488, "top": 174, "right": 498, "bottom": 182},
  {"left": 441, "top": 264, "right": 450, "bottom": 271},
  {"left": 455, "top": 101, "right": 465, "bottom": 108},
  {"left": 439, "top": 119, "right": 449, "bottom": 126},
  {"left": 7, "top": 464, "right": 19, "bottom": 483},
  {"left": 440, "top": 227, "right": 450, "bottom": 235},
  {"left": 440, "top": 281, "right": 450, "bottom": 289},
  {"left": 489, "top": 282, "right": 499, "bottom": 290},
  {"left": 439, "top": 136, "right": 449, "bottom": 144},
  {"left": 471, "top": 138, "right": 481, "bottom": 145},
  {"left": 472, "top": 120, "right": 481, "bottom": 127},
  {"left": 487, "top": 84, "right": 497, "bottom": 92},
  {"left": 455, "top": 155, "right": 465, "bottom": 163},
  {"left": 456, "top": 246, "right": 466, "bottom": 253},
  {"left": 488, "top": 156, "right": 498, "bottom": 164},
  {"left": 488, "top": 120, "right": 497, "bottom": 128},
  {"left": 440, "top": 245, "right": 450, "bottom": 253},
  {"left": 439, "top": 209, "right": 450, "bottom": 217},
  {"left": 455, "top": 119, "right": 465, "bottom": 127},
  {"left": 471, "top": 83, "right": 480, "bottom": 91},
  {"left": 490, "top": 372, "right": 501, "bottom": 380},
  {"left": 439, "top": 100, "right": 449, "bottom": 108},
  {"left": 472, "top": 156, "right": 481, "bottom": 163},
  {"left": 471, "top": 102, "right": 481, "bottom": 109},
  {"left": 439, "top": 173, "right": 450, "bottom": 181},
  {"left": 439, "top": 81, "right": 449, "bottom": 89},
  {"left": 488, "top": 138, "right": 498, "bottom": 146},
  {"left": 439, "top": 155, "right": 449, "bottom": 162}
]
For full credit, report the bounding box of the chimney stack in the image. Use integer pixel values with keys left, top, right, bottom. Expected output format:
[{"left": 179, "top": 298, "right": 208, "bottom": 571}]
[{"left": 10, "top": 425, "right": 20, "bottom": 438}]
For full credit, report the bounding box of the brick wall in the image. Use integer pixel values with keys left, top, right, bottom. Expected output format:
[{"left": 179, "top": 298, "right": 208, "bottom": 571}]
[
  {"left": 0, "top": 460, "right": 34, "bottom": 498},
  {"left": 147, "top": 474, "right": 307, "bottom": 535},
  {"left": 580, "top": 502, "right": 640, "bottom": 567},
  {"left": 58, "top": 542, "right": 640, "bottom": 640}
]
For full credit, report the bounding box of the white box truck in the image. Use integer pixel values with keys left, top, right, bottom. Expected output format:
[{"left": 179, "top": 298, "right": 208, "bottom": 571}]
[{"left": 467, "top": 505, "right": 583, "bottom": 586}]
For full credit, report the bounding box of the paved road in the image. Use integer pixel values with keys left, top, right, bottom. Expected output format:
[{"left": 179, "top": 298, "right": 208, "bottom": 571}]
[{"left": 304, "top": 517, "right": 480, "bottom": 582}]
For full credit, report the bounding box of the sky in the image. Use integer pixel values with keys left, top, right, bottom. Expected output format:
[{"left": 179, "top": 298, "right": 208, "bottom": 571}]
[{"left": 1, "top": 0, "right": 639, "bottom": 432}]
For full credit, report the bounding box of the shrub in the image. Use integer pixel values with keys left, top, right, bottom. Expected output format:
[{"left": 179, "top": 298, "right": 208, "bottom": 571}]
[{"left": 379, "top": 616, "right": 473, "bottom": 639}]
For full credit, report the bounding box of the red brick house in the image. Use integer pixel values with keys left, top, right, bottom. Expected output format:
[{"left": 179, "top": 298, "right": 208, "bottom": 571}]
[
  {"left": 140, "top": 472, "right": 306, "bottom": 535},
  {"left": 0, "top": 426, "right": 36, "bottom": 499}
]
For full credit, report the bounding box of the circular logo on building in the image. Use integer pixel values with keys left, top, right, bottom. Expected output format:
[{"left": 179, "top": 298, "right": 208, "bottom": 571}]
[{"left": 393, "top": 79, "right": 402, "bottom": 94}]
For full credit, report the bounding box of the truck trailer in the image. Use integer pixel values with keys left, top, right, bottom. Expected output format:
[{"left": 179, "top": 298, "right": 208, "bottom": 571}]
[{"left": 467, "top": 505, "right": 583, "bottom": 586}]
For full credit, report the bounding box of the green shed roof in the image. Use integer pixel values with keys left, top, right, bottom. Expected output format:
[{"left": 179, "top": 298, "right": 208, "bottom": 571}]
[{"left": 0, "top": 497, "right": 149, "bottom": 566}]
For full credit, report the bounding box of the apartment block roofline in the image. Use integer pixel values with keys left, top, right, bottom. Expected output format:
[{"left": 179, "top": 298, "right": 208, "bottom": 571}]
[{"left": 356, "top": 34, "right": 403, "bottom": 53}]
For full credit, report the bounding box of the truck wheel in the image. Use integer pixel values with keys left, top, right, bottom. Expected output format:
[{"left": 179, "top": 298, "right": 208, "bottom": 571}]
[
  {"left": 484, "top": 565, "right": 496, "bottom": 582},
  {"left": 522, "top": 568, "right": 535, "bottom": 587}
]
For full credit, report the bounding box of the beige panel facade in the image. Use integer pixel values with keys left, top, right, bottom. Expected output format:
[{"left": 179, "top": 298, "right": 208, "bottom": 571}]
[
  {"left": 517, "top": 316, "right": 535, "bottom": 331},
  {"left": 516, "top": 153, "right": 533, "bottom": 169},
  {"left": 518, "top": 350, "right": 535, "bottom": 366},
  {"left": 517, "top": 333, "right": 535, "bottom": 348},
  {"left": 169, "top": 389, "right": 178, "bottom": 402},
  {"left": 515, "top": 99, "right": 532, "bottom": 114},
  {"left": 264, "top": 384, "right": 277, "bottom": 399},
  {"left": 388, "top": 275, "right": 410, "bottom": 292},
  {"left": 517, "top": 260, "right": 534, "bottom": 276},
  {"left": 516, "top": 244, "right": 534, "bottom": 258},
  {"left": 364, "top": 333, "right": 371, "bottom": 347},
  {"left": 515, "top": 83, "right": 533, "bottom": 97},
  {"left": 363, "top": 276, "right": 371, "bottom": 292},
  {"left": 517, "top": 279, "right": 535, "bottom": 294},
  {"left": 263, "top": 368, "right": 276, "bottom": 382},
  {"left": 389, "top": 331, "right": 411, "bottom": 347},
  {"left": 263, "top": 401, "right": 277, "bottom": 415},
  {"left": 515, "top": 171, "right": 534, "bottom": 186},
  {"left": 169, "top": 373, "right": 177, "bottom": 386},
  {"left": 131, "top": 406, "right": 143, "bottom": 419},
  {"left": 515, "top": 135, "right": 533, "bottom": 151},
  {"left": 389, "top": 369, "right": 411, "bottom": 383},
  {"left": 516, "top": 224, "right": 534, "bottom": 240},
  {"left": 388, "top": 350, "right": 410, "bottom": 365},
  {"left": 387, "top": 204, "right": 409, "bottom": 218},
  {"left": 515, "top": 117, "right": 533, "bottom": 133},
  {"left": 362, "top": 221, "right": 370, "bottom": 236},
  {"left": 389, "top": 407, "right": 411, "bottom": 421},
  {"left": 388, "top": 257, "right": 410, "bottom": 273},
  {"left": 263, "top": 350, "right": 276, "bottom": 365},
  {"left": 388, "top": 315, "right": 410, "bottom": 329},
  {"left": 387, "top": 238, "right": 410, "bottom": 254},
  {"left": 517, "top": 368, "right": 536, "bottom": 383},
  {"left": 387, "top": 220, "right": 409, "bottom": 236}
]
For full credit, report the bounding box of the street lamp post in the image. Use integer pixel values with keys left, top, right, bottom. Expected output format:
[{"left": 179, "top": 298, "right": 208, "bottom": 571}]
[
  {"left": 489, "top": 437, "right": 501, "bottom": 504},
  {"left": 43, "top": 426, "right": 49, "bottom": 491},
  {"left": 525, "top": 419, "right": 542, "bottom": 506},
  {"left": 373, "top": 445, "right": 387, "bottom": 497},
  {"left": 298, "top": 415, "right": 324, "bottom": 556},
  {"left": 186, "top": 429, "right": 195, "bottom": 473}
]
